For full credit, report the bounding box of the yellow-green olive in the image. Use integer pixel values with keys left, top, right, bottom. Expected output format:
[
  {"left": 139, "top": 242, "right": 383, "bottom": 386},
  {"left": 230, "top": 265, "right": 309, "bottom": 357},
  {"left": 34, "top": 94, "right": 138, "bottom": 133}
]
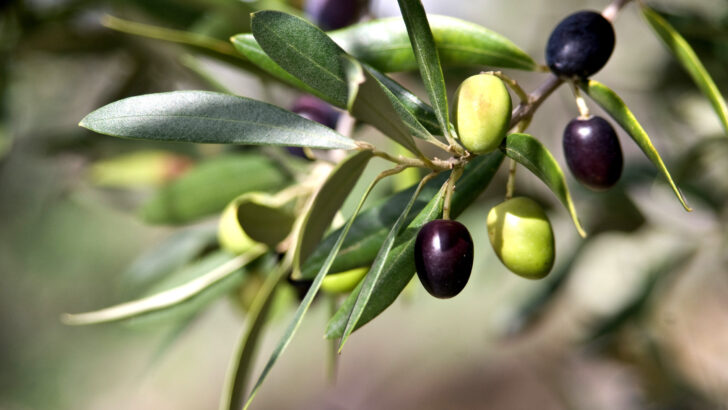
[
  {"left": 321, "top": 267, "right": 368, "bottom": 294},
  {"left": 218, "top": 201, "right": 255, "bottom": 254},
  {"left": 452, "top": 73, "right": 512, "bottom": 154},
  {"left": 486, "top": 197, "right": 555, "bottom": 279}
]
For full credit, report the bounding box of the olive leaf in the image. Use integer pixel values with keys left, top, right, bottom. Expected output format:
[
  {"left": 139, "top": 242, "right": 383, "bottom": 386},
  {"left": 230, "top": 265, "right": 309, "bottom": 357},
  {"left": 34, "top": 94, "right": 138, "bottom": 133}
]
[
  {"left": 580, "top": 79, "right": 691, "bottom": 211},
  {"left": 326, "top": 151, "right": 505, "bottom": 338},
  {"left": 299, "top": 175, "right": 445, "bottom": 280},
  {"left": 251, "top": 11, "right": 432, "bottom": 153},
  {"left": 368, "top": 68, "right": 442, "bottom": 136},
  {"left": 230, "top": 34, "right": 321, "bottom": 96},
  {"left": 79, "top": 91, "right": 357, "bottom": 150},
  {"left": 338, "top": 173, "right": 435, "bottom": 352},
  {"left": 502, "top": 133, "right": 587, "bottom": 237},
  {"left": 330, "top": 15, "right": 538, "bottom": 72},
  {"left": 234, "top": 193, "right": 297, "bottom": 247},
  {"left": 341, "top": 56, "right": 428, "bottom": 153},
  {"left": 251, "top": 10, "right": 350, "bottom": 108},
  {"left": 292, "top": 150, "right": 374, "bottom": 279},
  {"left": 397, "top": 0, "right": 452, "bottom": 141},
  {"left": 139, "top": 153, "right": 289, "bottom": 225},
  {"left": 219, "top": 260, "right": 284, "bottom": 410},
  {"left": 230, "top": 33, "right": 443, "bottom": 136},
  {"left": 242, "top": 171, "right": 396, "bottom": 410},
  {"left": 641, "top": 6, "right": 728, "bottom": 134},
  {"left": 61, "top": 247, "right": 266, "bottom": 326}
]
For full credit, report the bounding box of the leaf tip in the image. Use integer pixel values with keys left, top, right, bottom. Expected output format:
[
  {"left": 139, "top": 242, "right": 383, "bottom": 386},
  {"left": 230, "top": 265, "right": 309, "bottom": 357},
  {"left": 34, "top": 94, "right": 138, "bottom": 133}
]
[{"left": 60, "top": 313, "right": 80, "bottom": 326}]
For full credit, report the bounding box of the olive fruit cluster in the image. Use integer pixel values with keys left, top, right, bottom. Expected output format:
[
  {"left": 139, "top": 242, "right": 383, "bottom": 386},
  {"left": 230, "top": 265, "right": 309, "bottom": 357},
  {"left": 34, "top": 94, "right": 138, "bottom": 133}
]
[
  {"left": 414, "top": 196, "right": 556, "bottom": 298},
  {"left": 546, "top": 11, "right": 624, "bottom": 190}
]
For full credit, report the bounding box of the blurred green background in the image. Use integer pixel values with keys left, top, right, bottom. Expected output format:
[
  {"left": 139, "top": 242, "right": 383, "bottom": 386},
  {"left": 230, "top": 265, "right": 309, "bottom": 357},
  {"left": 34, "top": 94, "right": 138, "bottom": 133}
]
[{"left": 2, "top": 0, "right": 728, "bottom": 409}]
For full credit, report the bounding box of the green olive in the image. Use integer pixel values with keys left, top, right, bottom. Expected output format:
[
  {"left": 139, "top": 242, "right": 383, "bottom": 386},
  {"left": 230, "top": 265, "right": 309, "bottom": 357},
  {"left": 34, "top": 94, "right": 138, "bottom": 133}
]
[
  {"left": 321, "top": 267, "right": 368, "bottom": 294},
  {"left": 218, "top": 201, "right": 256, "bottom": 254},
  {"left": 486, "top": 197, "right": 555, "bottom": 279},
  {"left": 452, "top": 73, "right": 512, "bottom": 154}
]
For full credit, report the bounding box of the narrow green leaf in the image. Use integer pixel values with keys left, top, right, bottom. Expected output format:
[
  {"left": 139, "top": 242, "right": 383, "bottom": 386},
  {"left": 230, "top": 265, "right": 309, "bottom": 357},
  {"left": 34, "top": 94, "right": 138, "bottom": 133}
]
[
  {"left": 342, "top": 55, "right": 365, "bottom": 111},
  {"left": 229, "top": 33, "right": 442, "bottom": 135},
  {"left": 368, "top": 68, "right": 442, "bottom": 136},
  {"left": 580, "top": 80, "right": 692, "bottom": 211},
  {"left": 293, "top": 150, "right": 374, "bottom": 278},
  {"left": 397, "top": 0, "right": 451, "bottom": 140},
  {"left": 502, "top": 133, "right": 586, "bottom": 237},
  {"left": 61, "top": 246, "right": 267, "bottom": 326},
  {"left": 342, "top": 56, "right": 423, "bottom": 153},
  {"left": 325, "top": 151, "right": 505, "bottom": 338},
  {"left": 327, "top": 183, "right": 445, "bottom": 339},
  {"left": 243, "top": 172, "right": 391, "bottom": 410},
  {"left": 80, "top": 91, "right": 355, "bottom": 149},
  {"left": 140, "top": 153, "right": 289, "bottom": 225},
  {"left": 338, "top": 173, "right": 432, "bottom": 352},
  {"left": 235, "top": 193, "right": 296, "bottom": 247},
  {"left": 219, "top": 260, "right": 283, "bottom": 410},
  {"left": 330, "top": 15, "right": 538, "bottom": 72},
  {"left": 252, "top": 11, "right": 349, "bottom": 108},
  {"left": 641, "top": 6, "right": 728, "bottom": 134},
  {"left": 300, "top": 174, "right": 447, "bottom": 280},
  {"left": 121, "top": 224, "right": 218, "bottom": 295},
  {"left": 230, "top": 34, "right": 323, "bottom": 98}
]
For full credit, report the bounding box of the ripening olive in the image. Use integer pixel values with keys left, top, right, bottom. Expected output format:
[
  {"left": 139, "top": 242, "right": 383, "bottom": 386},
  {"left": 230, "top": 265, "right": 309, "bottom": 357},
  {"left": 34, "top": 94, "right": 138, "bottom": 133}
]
[
  {"left": 487, "top": 197, "right": 555, "bottom": 279},
  {"left": 304, "top": 0, "right": 364, "bottom": 30},
  {"left": 218, "top": 201, "right": 255, "bottom": 254},
  {"left": 414, "top": 220, "right": 474, "bottom": 298},
  {"left": 563, "top": 116, "right": 623, "bottom": 190},
  {"left": 545, "top": 10, "right": 615, "bottom": 78},
  {"left": 452, "top": 73, "right": 512, "bottom": 154},
  {"left": 321, "top": 267, "right": 368, "bottom": 294}
]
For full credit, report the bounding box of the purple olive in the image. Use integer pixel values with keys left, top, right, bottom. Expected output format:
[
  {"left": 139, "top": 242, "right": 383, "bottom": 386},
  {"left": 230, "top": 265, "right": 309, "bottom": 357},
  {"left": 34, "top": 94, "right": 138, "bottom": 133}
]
[
  {"left": 291, "top": 95, "right": 340, "bottom": 129},
  {"left": 414, "top": 220, "right": 473, "bottom": 299},
  {"left": 563, "top": 115, "right": 623, "bottom": 190},
  {"left": 546, "top": 10, "right": 615, "bottom": 78},
  {"left": 304, "top": 0, "right": 365, "bottom": 30}
]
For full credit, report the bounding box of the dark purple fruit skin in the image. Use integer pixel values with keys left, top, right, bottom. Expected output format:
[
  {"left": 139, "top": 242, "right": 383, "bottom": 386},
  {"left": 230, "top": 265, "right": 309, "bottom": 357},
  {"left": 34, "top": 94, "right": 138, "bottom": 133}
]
[
  {"left": 291, "top": 95, "right": 339, "bottom": 129},
  {"left": 546, "top": 10, "right": 615, "bottom": 78},
  {"left": 563, "top": 116, "right": 623, "bottom": 190},
  {"left": 414, "top": 220, "right": 473, "bottom": 299},
  {"left": 305, "top": 0, "right": 365, "bottom": 31}
]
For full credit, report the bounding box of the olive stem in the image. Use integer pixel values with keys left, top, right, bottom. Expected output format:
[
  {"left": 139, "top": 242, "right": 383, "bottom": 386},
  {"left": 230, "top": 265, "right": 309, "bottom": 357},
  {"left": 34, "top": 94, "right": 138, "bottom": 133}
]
[
  {"left": 487, "top": 71, "right": 528, "bottom": 104},
  {"left": 505, "top": 159, "right": 518, "bottom": 200},
  {"left": 442, "top": 167, "right": 464, "bottom": 220},
  {"left": 509, "top": 74, "right": 564, "bottom": 129},
  {"left": 356, "top": 141, "right": 465, "bottom": 172},
  {"left": 571, "top": 82, "right": 591, "bottom": 118}
]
